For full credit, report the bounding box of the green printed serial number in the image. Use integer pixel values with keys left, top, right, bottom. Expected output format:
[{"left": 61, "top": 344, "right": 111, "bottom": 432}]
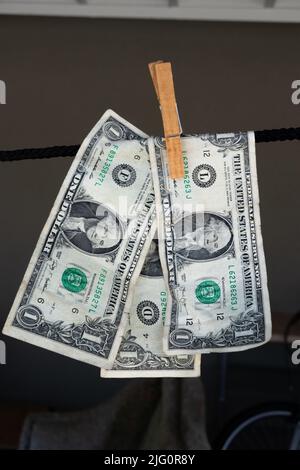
[
  {"left": 182, "top": 152, "right": 192, "bottom": 200},
  {"left": 160, "top": 291, "right": 167, "bottom": 324},
  {"left": 95, "top": 144, "right": 119, "bottom": 187},
  {"left": 228, "top": 268, "right": 238, "bottom": 310},
  {"left": 89, "top": 269, "right": 107, "bottom": 314}
]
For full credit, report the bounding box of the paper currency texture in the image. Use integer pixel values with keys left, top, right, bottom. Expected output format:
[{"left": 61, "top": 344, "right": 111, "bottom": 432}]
[
  {"left": 101, "top": 238, "right": 201, "bottom": 378},
  {"left": 149, "top": 132, "right": 271, "bottom": 354},
  {"left": 3, "top": 110, "right": 155, "bottom": 367}
]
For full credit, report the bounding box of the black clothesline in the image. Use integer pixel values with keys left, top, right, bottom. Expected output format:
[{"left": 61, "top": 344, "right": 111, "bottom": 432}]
[{"left": 0, "top": 127, "right": 299, "bottom": 162}]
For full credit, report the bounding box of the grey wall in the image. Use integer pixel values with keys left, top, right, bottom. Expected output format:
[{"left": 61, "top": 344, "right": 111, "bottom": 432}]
[{"left": 0, "top": 16, "right": 299, "bottom": 407}]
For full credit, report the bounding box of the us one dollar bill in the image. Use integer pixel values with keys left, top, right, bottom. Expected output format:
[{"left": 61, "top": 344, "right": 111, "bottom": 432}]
[
  {"left": 3, "top": 110, "right": 156, "bottom": 368},
  {"left": 149, "top": 132, "right": 271, "bottom": 354},
  {"left": 101, "top": 238, "right": 201, "bottom": 378}
]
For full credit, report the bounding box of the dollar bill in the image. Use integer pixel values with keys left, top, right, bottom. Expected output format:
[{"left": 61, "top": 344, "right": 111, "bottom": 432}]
[
  {"left": 101, "top": 238, "right": 201, "bottom": 378},
  {"left": 149, "top": 132, "right": 271, "bottom": 354},
  {"left": 3, "top": 110, "right": 156, "bottom": 368}
]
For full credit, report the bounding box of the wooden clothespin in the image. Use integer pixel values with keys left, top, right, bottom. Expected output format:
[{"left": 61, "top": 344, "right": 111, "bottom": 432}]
[{"left": 148, "top": 61, "right": 184, "bottom": 179}]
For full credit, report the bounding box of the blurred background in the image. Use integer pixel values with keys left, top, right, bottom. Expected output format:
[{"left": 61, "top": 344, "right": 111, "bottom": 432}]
[{"left": 0, "top": 0, "right": 300, "bottom": 449}]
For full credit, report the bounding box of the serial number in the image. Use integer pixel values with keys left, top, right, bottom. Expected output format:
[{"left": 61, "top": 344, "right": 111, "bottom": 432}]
[{"left": 228, "top": 268, "right": 238, "bottom": 310}]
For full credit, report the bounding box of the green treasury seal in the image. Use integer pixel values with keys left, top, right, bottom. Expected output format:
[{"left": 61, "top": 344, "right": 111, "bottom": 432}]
[
  {"left": 195, "top": 280, "right": 220, "bottom": 304},
  {"left": 62, "top": 267, "right": 87, "bottom": 293}
]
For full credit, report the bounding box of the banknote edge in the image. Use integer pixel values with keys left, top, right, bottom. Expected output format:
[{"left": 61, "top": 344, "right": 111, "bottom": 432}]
[
  {"left": 150, "top": 134, "right": 273, "bottom": 355},
  {"left": 147, "top": 138, "right": 176, "bottom": 358},
  {"left": 2, "top": 110, "right": 150, "bottom": 368},
  {"left": 100, "top": 353, "right": 201, "bottom": 378}
]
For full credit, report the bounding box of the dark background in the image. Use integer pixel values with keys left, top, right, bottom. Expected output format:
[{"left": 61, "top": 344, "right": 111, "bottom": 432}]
[{"left": 0, "top": 16, "right": 300, "bottom": 444}]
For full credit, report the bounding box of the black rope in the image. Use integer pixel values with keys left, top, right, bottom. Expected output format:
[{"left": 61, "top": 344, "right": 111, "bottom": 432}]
[
  {"left": 0, "top": 145, "right": 80, "bottom": 162},
  {"left": 255, "top": 127, "right": 300, "bottom": 143},
  {"left": 1, "top": 127, "right": 300, "bottom": 162}
]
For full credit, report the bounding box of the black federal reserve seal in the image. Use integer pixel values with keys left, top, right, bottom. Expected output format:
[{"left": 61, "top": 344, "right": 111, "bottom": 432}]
[
  {"left": 192, "top": 164, "right": 216, "bottom": 188},
  {"left": 137, "top": 301, "right": 160, "bottom": 326},
  {"left": 112, "top": 164, "right": 136, "bottom": 187}
]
